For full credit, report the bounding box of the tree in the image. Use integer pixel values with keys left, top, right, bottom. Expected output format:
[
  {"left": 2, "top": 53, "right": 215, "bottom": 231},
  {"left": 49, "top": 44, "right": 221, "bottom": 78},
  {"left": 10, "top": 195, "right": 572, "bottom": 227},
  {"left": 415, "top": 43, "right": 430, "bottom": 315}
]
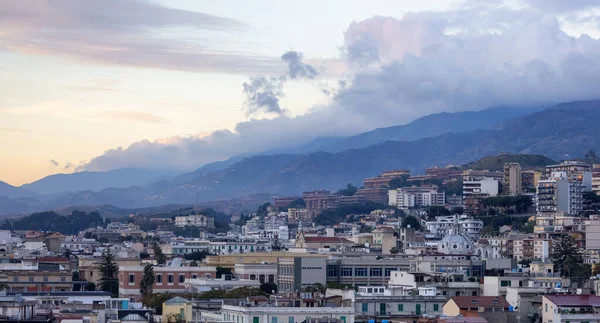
[
  {"left": 551, "top": 234, "right": 584, "bottom": 277},
  {"left": 153, "top": 242, "right": 166, "bottom": 265},
  {"left": 426, "top": 206, "right": 450, "bottom": 217},
  {"left": 271, "top": 238, "right": 282, "bottom": 251},
  {"left": 183, "top": 251, "right": 210, "bottom": 261},
  {"left": 401, "top": 216, "right": 421, "bottom": 230},
  {"left": 450, "top": 207, "right": 464, "bottom": 215},
  {"left": 86, "top": 282, "right": 96, "bottom": 291},
  {"left": 389, "top": 246, "right": 399, "bottom": 254},
  {"left": 99, "top": 249, "right": 119, "bottom": 297},
  {"left": 140, "top": 264, "right": 155, "bottom": 296},
  {"left": 190, "top": 260, "right": 199, "bottom": 267},
  {"left": 302, "top": 283, "right": 326, "bottom": 294},
  {"left": 257, "top": 203, "right": 271, "bottom": 216},
  {"left": 216, "top": 267, "right": 232, "bottom": 278},
  {"left": 288, "top": 198, "right": 306, "bottom": 209},
  {"left": 260, "top": 282, "right": 278, "bottom": 294},
  {"left": 337, "top": 183, "right": 358, "bottom": 196},
  {"left": 585, "top": 149, "right": 597, "bottom": 159},
  {"left": 84, "top": 232, "right": 93, "bottom": 239}
]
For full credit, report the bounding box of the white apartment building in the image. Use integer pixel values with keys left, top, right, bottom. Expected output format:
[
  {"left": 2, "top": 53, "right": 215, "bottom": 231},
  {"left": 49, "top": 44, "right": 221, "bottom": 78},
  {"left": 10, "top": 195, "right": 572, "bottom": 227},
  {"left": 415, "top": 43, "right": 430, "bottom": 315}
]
[
  {"left": 463, "top": 177, "right": 499, "bottom": 197},
  {"left": 174, "top": 214, "right": 215, "bottom": 228},
  {"left": 221, "top": 304, "right": 355, "bottom": 323},
  {"left": 388, "top": 186, "right": 445, "bottom": 210},
  {"left": 536, "top": 172, "right": 583, "bottom": 216},
  {"left": 422, "top": 215, "right": 484, "bottom": 239}
]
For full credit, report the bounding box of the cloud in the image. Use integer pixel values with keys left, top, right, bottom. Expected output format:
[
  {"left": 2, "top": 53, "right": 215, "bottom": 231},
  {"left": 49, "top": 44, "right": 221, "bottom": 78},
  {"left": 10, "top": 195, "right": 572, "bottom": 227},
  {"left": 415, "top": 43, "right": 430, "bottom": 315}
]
[
  {"left": 243, "top": 51, "right": 318, "bottom": 116},
  {"left": 80, "top": 3, "right": 600, "bottom": 173},
  {"left": 0, "top": 127, "right": 29, "bottom": 133},
  {"left": 49, "top": 160, "right": 60, "bottom": 167},
  {"left": 100, "top": 111, "right": 168, "bottom": 124},
  {"left": 0, "top": 0, "right": 283, "bottom": 75},
  {"left": 64, "top": 162, "right": 74, "bottom": 170},
  {"left": 64, "top": 79, "right": 122, "bottom": 92},
  {"left": 523, "top": 0, "right": 600, "bottom": 12}
]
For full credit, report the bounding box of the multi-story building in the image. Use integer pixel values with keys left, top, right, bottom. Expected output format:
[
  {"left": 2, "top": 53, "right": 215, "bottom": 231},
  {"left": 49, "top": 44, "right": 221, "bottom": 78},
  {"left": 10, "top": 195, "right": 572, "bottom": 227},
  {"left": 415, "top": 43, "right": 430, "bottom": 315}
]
[
  {"left": 522, "top": 170, "right": 542, "bottom": 194},
  {"left": 388, "top": 186, "right": 445, "bottom": 210},
  {"left": 512, "top": 237, "right": 551, "bottom": 261},
  {"left": 463, "top": 177, "right": 499, "bottom": 216},
  {"left": 78, "top": 257, "right": 140, "bottom": 286},
  {"left": 294, "top": 233, "right": 353, "bottom": 250},
  {"left": 593, "top": 164, "right": 600, "bottom": 195},
  {"left": 303, "top": 190, "right": 338, "bottom": 217},
  {"left": 542, "top": 294, "right": 600, "bottom": 323},
  {"left": 274, "top": 196, "right": 300, "bottom": 209},
  {"left": 536, "top": 172, "right": 584, "bottom": 216},
  {"left": 371, "top": 227, "right": 397, "bottom": 254},
  {"left": 221, "top": 304, "right": 355, "bottom": 323},
  {"left": 174, "top": 214, "right": 215, "bottom": 228},
  {"left": 504, "top": 163, "right": 522, "bottom": 195},
  {"left": 277, "top": 256, "right": 327, "bottom": 293},
  {"left": 234, "top": 263, "right": 278, "bottom": 283},
  {"left": 586, "top": 218, "right": 600, "bottom": 251},
  {"left": 118, "top": 265, "right": 216, "bottom": 298},
  {"left": 326, "top": 255, "right": 411, "bottom": 287},
  {"left": 443, "top": 296, "right": 514, "bottom": 322},
  {"left": 287, "top": 208, "right": 309, "bottom": 222},
  {"left": 546, "top": 160, "right": 593, "bottom": 191},
  {"left": 422, "top": 215, "right": 484, "bottom": 239},
  {"left": 207, "top": 239, "right": 272, "bottom": 255},
  {"left": 355, "top": 188, "right": 388, "bottom": 204},
  {"left": 363, "top": 170, "right": 411, "bottom": 189}
]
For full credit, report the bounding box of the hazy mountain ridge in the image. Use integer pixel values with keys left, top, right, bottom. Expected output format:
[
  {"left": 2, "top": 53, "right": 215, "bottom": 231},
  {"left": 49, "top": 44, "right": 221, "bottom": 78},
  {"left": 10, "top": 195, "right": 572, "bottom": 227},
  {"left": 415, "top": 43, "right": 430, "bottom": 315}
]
[{"left": 1, "top": 100, "right": 599, "bottom": 215}]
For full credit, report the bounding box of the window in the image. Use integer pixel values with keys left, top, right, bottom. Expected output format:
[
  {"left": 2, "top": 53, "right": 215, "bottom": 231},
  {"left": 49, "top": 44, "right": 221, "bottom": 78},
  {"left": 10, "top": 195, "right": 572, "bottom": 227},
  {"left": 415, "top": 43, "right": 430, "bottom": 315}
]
[
  {"left": 545, "top": 304, "right": 548, "bottom": 312},
  {"left": 370, "top": 268, "right": 382, "bottom": 277},
  {"left": 355, "top": 268, "right": 367, "bottom": 277},
  {"left": 434, "top": 304, "right": 439, "bottom": 311},
  {"left": 13, "top": 277, "right": 18, "bottom": 282},
  {"left": 362, "top": 303, "right": 369, "bottom": 312},
  {"left": 179, "top": 274, "right": 185, "bottom": 283},
  {"left": 398, "top": 304, "right": 404, "bottom": 312},
  {"left": 156, "top": 274, "right": 162, "bottom": 283},
  {"left": 129, "top": 274, "right": 135, "bottom": 284},
  {"left": 28, "top": 277, "right": 33, "bottom": 282},
  {"left": 341, "top": 268, "right": 353, "bottom": 276},
  {"left": 327, "top": 265, "right": 338, "bottom": 277},
  {"left": 168, "top": 274, "right": 174, "bottom": 283},
  {"left": 500, "top": 280, "right": 511, "bottom": 287},
  {"left": 192, "top": 274, "right": 198, "bottom": 279},
  {"left": 271, "top": 317, "right": 277, "bottom": 323},
  {"left": 61, "top": 277, "right": 66, "bottom": 282},
  {"left": 43, "top": 276, "right": 49, "bottom": 282},
  {"left": 253, "top": 317, "right": 260, "bottom": 323},
  {"left": 384, "top": 268, "right": 394, "bottom": 276},
  {"left": 288, "top": 317, "right": 294, "bottom": 323}
]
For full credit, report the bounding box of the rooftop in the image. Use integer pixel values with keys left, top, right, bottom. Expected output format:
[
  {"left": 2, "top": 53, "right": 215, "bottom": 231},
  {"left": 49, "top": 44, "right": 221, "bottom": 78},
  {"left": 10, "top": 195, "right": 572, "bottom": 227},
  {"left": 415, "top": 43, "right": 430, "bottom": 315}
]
[
  {"left": 544, "top": 295, "right": 600, "bottom": 307},
  {"left": 448, "top": 296, "right": 510, "bottom": 309},
  {"left": 304, "top": 237, "right": 352, "bottom": 243}
]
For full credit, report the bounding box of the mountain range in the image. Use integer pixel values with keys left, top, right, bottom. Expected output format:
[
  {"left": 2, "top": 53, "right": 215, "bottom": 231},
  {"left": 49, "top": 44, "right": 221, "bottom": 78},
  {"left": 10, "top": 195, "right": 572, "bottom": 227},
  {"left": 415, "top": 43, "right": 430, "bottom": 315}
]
[{"left": 1, "top": 100, "right": 599, "bottom": 215}]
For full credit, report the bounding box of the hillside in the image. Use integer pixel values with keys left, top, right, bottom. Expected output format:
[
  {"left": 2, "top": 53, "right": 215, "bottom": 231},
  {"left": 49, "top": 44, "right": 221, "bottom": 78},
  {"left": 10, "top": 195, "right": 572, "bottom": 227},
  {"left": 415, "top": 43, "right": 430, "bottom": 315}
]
[
  {"left": 462, "top": 154, "right": 556, "bottom": 171},
  {"left": 1, "top": 100, "right": 600, "bottom": 215},
  {"left": 21, "top": 168, "right": 177, "bottom": 195},
  {"left": 0, "top": 181, "right": 36, "bottom": 199},
  {"left": 320, "top": 107, "right": 538, "bottom": 153}
]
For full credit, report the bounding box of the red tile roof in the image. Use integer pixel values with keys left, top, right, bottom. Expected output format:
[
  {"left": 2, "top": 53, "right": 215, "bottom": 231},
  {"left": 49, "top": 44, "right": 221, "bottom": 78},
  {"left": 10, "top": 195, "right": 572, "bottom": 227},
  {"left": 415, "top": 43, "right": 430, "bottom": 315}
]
[
  {"left": 447, "top": 296, "right": 510, "bottom": 309},
  {"left": 544, "top": 295, "right": 600, "bottom": 307},
  {"left": 304, "top": 237, "right": 352, "bottom": 243}
]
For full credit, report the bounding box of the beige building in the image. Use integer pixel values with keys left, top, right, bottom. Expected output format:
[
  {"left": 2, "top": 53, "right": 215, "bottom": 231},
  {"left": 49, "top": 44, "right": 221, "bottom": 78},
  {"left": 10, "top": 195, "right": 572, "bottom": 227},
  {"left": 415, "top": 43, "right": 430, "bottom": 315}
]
[
  {"left": 78, "top": 257, "right": 140, "bottom": 286},
  {"left": 162, "top": 296, "right": 193, "bottom": 323},
  {"left": 174, "top": 214, "right": 215, "bottom": 228},
  {"left": 295, "top": 232, "right": 352, "bottom": 249},
  {"left": 372, "top": 227, "right": 397, "bottom": 253},
  {"left": 504, "top": 163, "right": 522, "bottom": 195}
]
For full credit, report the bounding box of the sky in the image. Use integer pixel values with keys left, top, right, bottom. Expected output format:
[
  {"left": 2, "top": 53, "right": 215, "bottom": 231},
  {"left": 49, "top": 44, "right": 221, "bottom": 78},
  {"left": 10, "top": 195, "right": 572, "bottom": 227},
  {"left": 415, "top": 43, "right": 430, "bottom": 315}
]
[{"left": 1, "top": 0, "right": 600, "bottom": 186}]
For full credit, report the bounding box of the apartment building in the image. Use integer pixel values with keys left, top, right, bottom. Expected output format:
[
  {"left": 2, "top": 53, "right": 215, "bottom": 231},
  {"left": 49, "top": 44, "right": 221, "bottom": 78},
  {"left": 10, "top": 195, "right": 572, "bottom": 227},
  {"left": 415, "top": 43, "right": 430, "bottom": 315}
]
[
  {"left": 388, "top": 186, "right": 445, "bottom": 210},
  {"left": 354, "top": 285, "right": 446, "bottom": 321},
  {"left": 118, "top": 265, "right": 216, "bottom": 298},
  {"left": 274, "top": 196, "right": 300, "bottom": 209},
  {"left": 504, "top": 163, "right": 522, "bottom": 195},
  {"left": 522, "top": 170, "right": 542, "bottom": 194},
  {"left": 463, "top": 177, "right": 499, "bottom": 216},
  {"left": 221, "top": 304, "right": 355, "bottom": 323},
  {"left": 234, "top": 263, "right": 278, "bottom": 283},
  {"left": 542, "top": 295, "right": 600, "bottom": 323},
  {"left": 422, "top": 215, "right": 484, "bottom": 239},
  {"left": 206, "top": 239, "right": 272, "bottom": 255},
  {"left": 326, "top": 255, "right": 411, "bottom": 287},
  {"left": 277, "top": 256, "right": 327, "bottom": 293},
  {"left": 303, "top": 190, "right": 338, "bottom": 217},
  {"left": 512, "top": 238, "right": 551, "bottom": 261},
  {"left": 174, "top": 214, "right": 215, "bottom": 228},
  {"left": 363, "top": 170, "right": 411, "bottom": 189},
  {"left": 371, "top": 227, "right": 397, "bottom": 254},
  {"left": 354, "top": 188, "right": 388, "bottom": 204},
  {"left": 593, "top": 164, "right": 600, "bottom": 195},
  {"left": 536, "top": 172, "right": 583, "bottom": 216}
]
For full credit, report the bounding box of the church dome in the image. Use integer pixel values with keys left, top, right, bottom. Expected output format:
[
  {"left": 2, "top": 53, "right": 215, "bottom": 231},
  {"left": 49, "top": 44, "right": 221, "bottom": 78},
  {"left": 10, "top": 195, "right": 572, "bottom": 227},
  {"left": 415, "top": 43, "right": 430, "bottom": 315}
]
[{"left": 437, "top": 233, "right": 474, "bottom": 254}]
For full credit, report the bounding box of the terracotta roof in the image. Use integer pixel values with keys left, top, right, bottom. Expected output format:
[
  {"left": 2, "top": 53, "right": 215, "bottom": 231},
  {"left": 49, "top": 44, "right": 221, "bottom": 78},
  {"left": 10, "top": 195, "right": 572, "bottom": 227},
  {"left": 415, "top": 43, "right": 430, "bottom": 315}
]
[
  {"left": 440, "top": 317, "right": 488, "bottom": 323},
  {"left": 544, "top": 295, "right": 600, "bottom": 307},
  {"left": 447, "top": 296, "right": 510, "bottom": 309},
  {"left": 304, "top": 237, "right": 352, "bottom": 243}
]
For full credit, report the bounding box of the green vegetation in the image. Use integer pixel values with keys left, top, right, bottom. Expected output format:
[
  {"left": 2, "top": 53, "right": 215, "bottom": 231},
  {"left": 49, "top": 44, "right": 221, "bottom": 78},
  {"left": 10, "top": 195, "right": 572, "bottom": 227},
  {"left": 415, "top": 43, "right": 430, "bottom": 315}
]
[
  {"left": 216, "top": 266, "right": 233, "bottom": 278},
  {"left": 257, "top": 202, "right": 271, "bottom": 216},
  {"left": 314, "top": 202, "right": 389, "bottom": 225},
  {"left": 481, "top": 195, "right": 533, "bottom": 215},
  {"left": 551, "top": 234, "right": 590, "bottom": 278},
  {"left": 287, "top": 198, "right": 306, "bottom": 209},
  {"left": 337, "top": 183, "right": 358, "bottom": 196},
  {"left": 1, "top": 210, "right": 104, "bottom": 234},
  {"left": 425, "top": 206, "right": 450, "bottom": 217},
  {"left": 153, "top": 242, "right": 166, "bottom": 265},
  {"left": 183, "top": 251, "right": 211, "bottom": 261},
  {"left": 260, "top": 282, "right": 278, "bottom": 294},
  {"left": 389, "top": 175, "right": 443, "bottom": 189},
  {"left": 302, "top": 283, "right": 326, "bottom": 294},
  {"left": 401, "top": 215, "right": 422, "bottom": 230},
  {"left": 140, "top": 264, "right": 155, "bottom": 297},
  {"left": 462, "top": 154, "right": 555, "bottom": 171},
  {"left": 476, "top": 215, "right": 532, "bottom": 234},
  {"left": 99, "top": 249, "right": 119, "bottom": 297},
  {"left": 444, "top": 179, "right": 463, "bottom": 196}
]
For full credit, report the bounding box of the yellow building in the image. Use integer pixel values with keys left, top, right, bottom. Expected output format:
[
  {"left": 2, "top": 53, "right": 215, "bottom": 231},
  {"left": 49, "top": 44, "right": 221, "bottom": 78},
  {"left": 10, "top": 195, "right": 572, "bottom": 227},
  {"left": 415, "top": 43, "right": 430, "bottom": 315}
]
[{"left": 162, "top": 297, "right": 192, "bottom": 323}]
